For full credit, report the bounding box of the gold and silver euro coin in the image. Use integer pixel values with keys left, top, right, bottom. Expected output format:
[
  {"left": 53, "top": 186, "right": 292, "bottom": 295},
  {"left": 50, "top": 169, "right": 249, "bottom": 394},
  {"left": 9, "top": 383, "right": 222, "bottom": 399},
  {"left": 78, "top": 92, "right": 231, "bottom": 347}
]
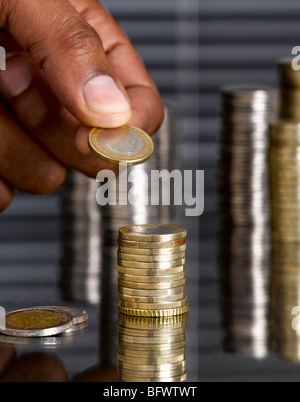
[
  {"left": 0, "top": 307, "right": 73, "bottom": 337},
  {"left": 88, "top": 124, "right": 154, "bottom": 166}
]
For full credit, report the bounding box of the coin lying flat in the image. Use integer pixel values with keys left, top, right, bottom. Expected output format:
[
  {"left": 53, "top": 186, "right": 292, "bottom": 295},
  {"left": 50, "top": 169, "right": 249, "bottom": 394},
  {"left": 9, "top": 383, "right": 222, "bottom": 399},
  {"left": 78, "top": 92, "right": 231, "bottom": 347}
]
[
  {"left": 118, "top": 258, "right": 186, "bottom": 269},
  {"left": 0, "top": 308, "right": 73, "bottom": 337},
  {"left": 118, "top": 346, "right": 186, "bottom": 358},
  {"left": 118, "top": 272, "right": 185, "bottom": 283},
  {"left": 118, "top": 251, "right": 186, "bottom": 263},
  {"left": 119, "top": 373, "right": 187, "bottom": 382},
  {"left": 117, "top": 353, "right": 185, "bottom": 365},
  {"left": 118, "top": 244, "right": 186, "bottom": 256},
  {"left": 119, "top": 225, "right": 187, "bottom": 242},
  {"left": 117, "top": 265, "right": 185, "bottom": 276},
  {"left": 33, "top": 306, "right": 88, "bottom": 325},
  {"left": 118, "top": 238, "right": 186, "bottom": 249},
  {"left": 118, "top": 305, "right": 189, "bottom": 317},
  {"left": 88, "top": 125, "right": 154, "bottom": 166},
  {"left": 118, "top": 278, "right": 186, "bottom": 290},
  {"left": 118, "top": 286, "right": 186, "bottom": 297},
  {"left": 120, "top": 297, "right": 188, "bottom": 310},
  {"left": 118, "top": 292, "right": 186, "bottom": 303}
]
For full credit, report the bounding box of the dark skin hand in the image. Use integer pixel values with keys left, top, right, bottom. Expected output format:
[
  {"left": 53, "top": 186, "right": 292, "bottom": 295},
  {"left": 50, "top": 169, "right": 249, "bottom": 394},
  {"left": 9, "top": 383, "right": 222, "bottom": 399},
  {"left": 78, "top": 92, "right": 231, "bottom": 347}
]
[{"left": 0, "top": 0, "right": 164, "bottom": 211}]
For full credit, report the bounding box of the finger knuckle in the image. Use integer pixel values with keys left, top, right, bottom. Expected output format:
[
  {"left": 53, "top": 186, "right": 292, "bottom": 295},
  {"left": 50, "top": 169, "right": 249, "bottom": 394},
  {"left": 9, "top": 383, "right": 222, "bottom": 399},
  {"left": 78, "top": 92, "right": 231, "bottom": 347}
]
[
  {"left": 56, "top": 17, "right": 102, "bottom": 57},
  {"left": 37, "top": 164, "right": 66, "bottom": 195}
]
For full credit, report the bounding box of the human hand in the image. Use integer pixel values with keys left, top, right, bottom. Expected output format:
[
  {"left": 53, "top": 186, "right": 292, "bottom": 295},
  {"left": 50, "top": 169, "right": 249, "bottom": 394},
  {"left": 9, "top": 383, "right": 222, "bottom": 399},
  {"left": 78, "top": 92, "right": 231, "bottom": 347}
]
[{"left": 0, "top": 0, "right": 164, "bottom": 211}]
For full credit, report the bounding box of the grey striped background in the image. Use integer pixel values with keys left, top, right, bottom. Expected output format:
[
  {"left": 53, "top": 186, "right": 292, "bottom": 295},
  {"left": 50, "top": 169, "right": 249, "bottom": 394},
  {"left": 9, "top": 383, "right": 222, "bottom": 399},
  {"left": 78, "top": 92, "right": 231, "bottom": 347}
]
[{"left": 1, "top": 0, "right": 300, "bottom": 382}]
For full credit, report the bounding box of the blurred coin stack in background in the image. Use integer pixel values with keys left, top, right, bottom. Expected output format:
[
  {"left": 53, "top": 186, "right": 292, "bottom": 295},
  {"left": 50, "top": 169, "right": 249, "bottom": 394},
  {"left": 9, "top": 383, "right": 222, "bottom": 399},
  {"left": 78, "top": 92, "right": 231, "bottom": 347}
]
[
  {"left": 60, "top": 171, "right": 103, "bottom": 304},
  {"left": 118, "top": 314, "right": 188, "bottom": 382},
  {"left": 269, "top": 117, "right": 300, "bottom": 362},
  {"left": 117, "top": 224, "right": 189, "bottom": 317},
  {"left": 217, "top": 85, "right": 279, "bottom": 358},
  {"left": 279, "top": 59, "right": 300, "bottom": 122}
]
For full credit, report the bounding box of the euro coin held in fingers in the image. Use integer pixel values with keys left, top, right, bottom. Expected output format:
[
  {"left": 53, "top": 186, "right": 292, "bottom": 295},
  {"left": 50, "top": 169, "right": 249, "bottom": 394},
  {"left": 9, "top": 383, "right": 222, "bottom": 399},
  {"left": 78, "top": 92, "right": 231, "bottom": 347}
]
[
  {"left": 117, "top": 224, "right": 189, "bottom": 317},
  {"left": 88, "top": 124, "right": 154, "bottom": 166}
]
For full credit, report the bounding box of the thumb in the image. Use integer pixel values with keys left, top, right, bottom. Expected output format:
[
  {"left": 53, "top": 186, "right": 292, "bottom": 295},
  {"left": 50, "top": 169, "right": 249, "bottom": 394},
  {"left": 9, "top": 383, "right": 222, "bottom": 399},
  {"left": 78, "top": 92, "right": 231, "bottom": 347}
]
[{"left": 0, "top": 0, "right": 132, "bottom": 128}]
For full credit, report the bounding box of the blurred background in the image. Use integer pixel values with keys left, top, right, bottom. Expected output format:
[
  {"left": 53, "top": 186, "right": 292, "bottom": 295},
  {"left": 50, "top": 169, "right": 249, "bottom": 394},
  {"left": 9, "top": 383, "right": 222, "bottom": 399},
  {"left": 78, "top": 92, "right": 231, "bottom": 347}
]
[{"left": 3, "top": 0, "right": 300, "bottom": 382}]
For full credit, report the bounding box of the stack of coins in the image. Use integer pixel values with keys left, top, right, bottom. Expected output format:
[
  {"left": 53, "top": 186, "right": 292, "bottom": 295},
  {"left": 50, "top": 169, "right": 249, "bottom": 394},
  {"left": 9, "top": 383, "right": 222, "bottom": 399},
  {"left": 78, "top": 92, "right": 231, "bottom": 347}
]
[
  {"left": 117, "top": 224, "right": 189, "bottom": 317},
  {"left": 278, "top": 59, "right": 300, "bottom": 121},
  {"left": 60, "top": 170, "right": 104, "bottom": 304},
  {"left": 60, "top": 105, "right": 179, "bottom": 306},
  {"left": 269, "top": 243, "right": 300, "bottom": 363},
  {"left": 118, "top": 314, "right": 188, "bottom": 382},
  {"left": 269, "top": 120, "right": 300, "bottom": 362},
  {"left": 269, "top": 121, "right": 300, "bottom": 243},
  {"left": 217, "top": 85, "right": 279, "bottom": 358}
]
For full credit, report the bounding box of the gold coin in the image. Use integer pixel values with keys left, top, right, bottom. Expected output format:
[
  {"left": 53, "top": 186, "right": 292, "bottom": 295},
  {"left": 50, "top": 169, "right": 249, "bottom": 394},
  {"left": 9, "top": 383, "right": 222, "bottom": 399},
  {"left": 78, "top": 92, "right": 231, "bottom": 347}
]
[
  {"left": 118, "top": 251, "right": 186, "bottom": 263},
  {"left": 119, "top": 373, "right": 187, "bottom": 382},
  {"left": 279, "top": 60, "right": 300, "bottom": 89},
  {"left": 118, "top": 346, "right": 186, "bottom": 358},
  {"left": 119, "top": 313, "right": 189, "bottom": 329},
  {"left": 118, "top": 304, "right": 189, "bottom": 317},
  {"left": 118, "top": 332, "right": 185, "bottom": 344},
  {"left": 118, "top": 286, "right": 186, "bottom": 297},
  {"left": 1, "top": 308, "right": 73, "bottom": 337},
  {"left": 117, "top": 265, "right": 185, "bottom": 276},
  {"left": 118, "top": 326, "right": 184, "bottom": 337},
  {"left": 117, "top": 258, "right": 186, "bottom": 269},
  {"left": 118, "top": 360, "right": 186, "bottom": 372},
  {"left": 119, "top": 224, "right": 187, "bottom": 242},
  {"left": 118, "top": 292, "right": 186, "bottom": 303},
  {"left": 88, "top": 125, "right": 154, "bottom": 166},
  {"left": 118, "top": 238, "right": 186, "bottom": 249},
  {"left": 118, "top": 278, "right": 186, "bottom": 290},
  {"left": 118, "top": 272, "right": 185, "bottom": 283},
  {"left": 119, "top": 297, "right": 188, "bottom": 310},
  {"left": 117, "top": 353, "right": 185, "bottom": 365},
  {"left": 118, "top": 244, "right": 186, "bottom": 256},
  {"left": 118, "top": 339, "right": 186, "bottom": 351},
  {"left": 118, "top": 365, "right": 185, "bottom": 377}
]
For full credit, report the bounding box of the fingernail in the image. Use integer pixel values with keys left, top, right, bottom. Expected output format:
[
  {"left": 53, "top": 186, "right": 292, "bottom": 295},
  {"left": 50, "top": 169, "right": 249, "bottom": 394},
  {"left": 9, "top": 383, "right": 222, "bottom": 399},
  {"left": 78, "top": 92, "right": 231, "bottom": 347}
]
[
  {"left": 83, "top": 75, "right": 131, "bottom": 118},
  {"left": 0, "top": 59, "right": 32, "bottom": 97}
]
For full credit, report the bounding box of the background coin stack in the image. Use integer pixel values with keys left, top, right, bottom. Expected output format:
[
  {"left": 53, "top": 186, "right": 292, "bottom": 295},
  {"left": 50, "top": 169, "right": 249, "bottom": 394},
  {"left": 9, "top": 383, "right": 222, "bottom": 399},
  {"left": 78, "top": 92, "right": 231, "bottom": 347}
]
[
  {"left": 60, "top": 170, "right": 104, "bottom": 304},
  {"left": 118, "top": 314, "right": 188, "bottom": 382},
  {"left": 269, "top": 243, "right": 300, "bottom": 363},
  {"left": 217, "top": 85, "right": 279, "bottom": 358},
  {"left": 269, "top": 119, "right": 300, "bottom": 362},
  {"left": 278, "top": 59, "right": 300, "bottom": 122},
  {"left": 117, "top": 224, "right": 189, "bottom": 317}
]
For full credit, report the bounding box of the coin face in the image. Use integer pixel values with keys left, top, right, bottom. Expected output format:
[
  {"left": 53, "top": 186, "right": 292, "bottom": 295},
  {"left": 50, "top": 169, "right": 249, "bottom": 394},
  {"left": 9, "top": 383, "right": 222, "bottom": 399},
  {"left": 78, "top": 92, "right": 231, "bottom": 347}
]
[
  {"left": 88, "top": 125, "right": 154, "bottom": 165},
  {"left": 1, "top": 308, "right": 73, "bottom": 337}
]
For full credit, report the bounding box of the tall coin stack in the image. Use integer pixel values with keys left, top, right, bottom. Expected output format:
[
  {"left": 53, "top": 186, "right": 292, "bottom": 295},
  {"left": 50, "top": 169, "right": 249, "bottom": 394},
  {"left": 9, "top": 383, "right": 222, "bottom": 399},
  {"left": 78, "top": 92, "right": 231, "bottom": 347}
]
[
  {"left": 279, "top": 59, "right": 300, "bottom": 122},
  {"left": 218, "top": 85, "right": 279, "bottom": 358},
  {"left": 117, "top": 224, "right": 189, "bottom": 317},
  {"left": 60, "top": 170, "right": 103, "bottom": 304},
  {"left": 269, "top": 120, "right": 300, "bottom": 362},
  {"left": 118, "top": 314, "right": 188, "bottom": 382}
]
